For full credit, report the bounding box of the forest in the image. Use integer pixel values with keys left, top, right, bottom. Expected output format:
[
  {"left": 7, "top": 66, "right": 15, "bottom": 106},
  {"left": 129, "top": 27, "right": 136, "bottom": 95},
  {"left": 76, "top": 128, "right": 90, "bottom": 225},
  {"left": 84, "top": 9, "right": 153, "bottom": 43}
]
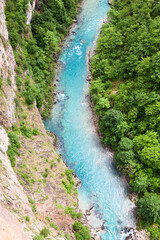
[
  {"left": 90, "top": 0, "right": 160, "bottom": 238},
  {"left": 5, "top": 0, "right": 80, "bottom": 118}
]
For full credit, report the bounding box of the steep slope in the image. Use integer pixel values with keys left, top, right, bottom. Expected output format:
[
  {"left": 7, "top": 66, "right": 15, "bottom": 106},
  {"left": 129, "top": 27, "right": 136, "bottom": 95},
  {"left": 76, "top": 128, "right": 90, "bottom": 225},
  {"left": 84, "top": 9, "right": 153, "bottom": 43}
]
[
  {"left": 0, "top": 0, "right": 17, "bottom": 127},
  {"left": 0, "top": 0, "right": 88, "bottom": 239}
]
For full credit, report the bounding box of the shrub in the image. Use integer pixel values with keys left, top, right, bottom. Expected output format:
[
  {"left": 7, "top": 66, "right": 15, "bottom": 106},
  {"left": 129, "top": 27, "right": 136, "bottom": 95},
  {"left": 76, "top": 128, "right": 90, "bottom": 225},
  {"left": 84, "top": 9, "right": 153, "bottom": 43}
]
[
  {"left": 28, "top": 196, "right": 35, "bottom": 204},
  {"left": 62, "top": 180, "right": 73, "bottom": 195},
  {"left": 7, "top": 132, "right": 21, "bottom": 167},
  {"left": 25, "top": 85, "right": 37, "bottom": 105},
  {"left": 0, "top": 77, "right": 2, "bottom": 88},
  {"left": 25, "top": 216, "right": 30, "bottom": 221},
  {"left": 50, "top": 222, "right": 58, "bottom": 230},
  {"left": 73, "top": 222, "right": 91, "bottom": 240},
  {"left": 149, "top": 225, "right": 160, "bottom": 240},
  {"left": 32, "top": 204, "right": 37, "bottom": 213},
  {"left": 40, "top": 227, "right": 50, "bottom": 238},
  {"left": 65, "top": 169, "right": 74, "bottom": 183},
  {"left": 32, "top": 128, "right": 40, "bottom": 135},
  {"left": 20, "top": 121, "right": 33, "bottom": 138},
  {"left": 42, "top": 172, "right": 48, "bottom": 178},
  {"left": 65, "top": 207, "right": 82, "bottom": 219},
  {"left": 33, "top": 235, "right": 44, "bottom": 240},
  {"left": 16, "top": 76, "right": 23, "bottom": 91}
]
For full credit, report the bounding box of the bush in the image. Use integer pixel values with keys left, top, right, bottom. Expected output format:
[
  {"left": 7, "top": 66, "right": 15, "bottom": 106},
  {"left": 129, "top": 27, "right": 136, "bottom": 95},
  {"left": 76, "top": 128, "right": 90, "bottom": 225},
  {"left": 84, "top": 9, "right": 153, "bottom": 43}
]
[
  {"left": 62, "top": 180, "right": 73, "bottom": 195},
  {"left": 25, "top": 85, "right": 37, "bottom": 105},
  {"left": 32, "top": 128, "right": 40, "bottom": 135},
  {"left": 42, "top": 172, "right": 48, "bottom": 178},
  {"left": 149, "top": 225, "right": 160, "bottom": 240},
  {"left": 65, "top": 169, "right": 74, "bottom": 183},
  {"left": 7, "top": 132, "right": 21, "bottom": 167},
  {"left": 33, "top": 235, "right": 44, "bottom": 240},
  {"left": 20, "top": 121, "right": 33, "bottom": 138},
  {"left": 0, "top": 77, "right": 2, "bottom": 88},
  {"left": 73, "top": 222, "right": 91, "bottom": 240},
  {"left": 25, "top": 216, "right": 30, "bottom": 221},
  {"left": 32, "top": 204, "right": 37, "bottom": 213},
  {"left": 40, "top": 227, "right": 50, "bottom": 238},
  {"left": 16, "top": 76, "right": 23, "bottom": 91},
  {"left": 50, "top": 222, "right": 58, "bottom": 230},
  {"left": 65, "top": 207, "right": 82, "bottom": 219}
]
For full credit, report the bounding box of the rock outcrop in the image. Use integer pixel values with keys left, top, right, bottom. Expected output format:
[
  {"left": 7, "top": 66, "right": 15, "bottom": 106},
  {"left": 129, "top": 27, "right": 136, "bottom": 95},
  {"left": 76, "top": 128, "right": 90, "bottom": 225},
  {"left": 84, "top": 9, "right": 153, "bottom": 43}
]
[
  {"left": 0, "top": 0, "right": 17, "bottom": 128},
  {"left": 0, "top": 127, "right": 34, "bottom": 240},
  {"left": 26, "top": 0, "right": 36, "bottom": 25}
]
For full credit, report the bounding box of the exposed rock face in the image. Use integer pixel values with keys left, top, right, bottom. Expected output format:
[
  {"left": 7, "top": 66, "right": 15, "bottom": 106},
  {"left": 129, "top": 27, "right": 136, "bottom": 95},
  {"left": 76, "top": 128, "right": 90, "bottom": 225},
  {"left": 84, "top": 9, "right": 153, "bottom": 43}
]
[
  {"left": 26, "top": 0, "right": 36, "bottom": 25},
  {"left": 0, "top": 0, "right": 17, "bottom": 128},
  {"left": 0, "top": 127, "right": 35, "bottom": 239},
  {"left": 0, "top": 205, "right": 30, "bottom": 240},
  {"left": 0, "top": 126, "right": 8, "bottom": 153},
  {"left": 0, "top": 128, "right": 31, "bottom": 216},
  {"left": 0, "top": 1, "right": 90, "bottom": 239},
  {"left": 108, "top": 0, "right": 112, "bottom": 5}
]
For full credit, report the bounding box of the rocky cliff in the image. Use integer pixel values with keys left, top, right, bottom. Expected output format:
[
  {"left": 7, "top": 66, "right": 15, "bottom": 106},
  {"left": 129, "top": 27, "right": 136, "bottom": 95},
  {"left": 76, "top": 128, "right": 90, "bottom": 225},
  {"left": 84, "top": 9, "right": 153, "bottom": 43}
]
[
  {"left": 0, "top": 0, "right": 82, "bottom": 239},
  {"left": 0, "top": 0, "right": 17, "bottom": 128}
]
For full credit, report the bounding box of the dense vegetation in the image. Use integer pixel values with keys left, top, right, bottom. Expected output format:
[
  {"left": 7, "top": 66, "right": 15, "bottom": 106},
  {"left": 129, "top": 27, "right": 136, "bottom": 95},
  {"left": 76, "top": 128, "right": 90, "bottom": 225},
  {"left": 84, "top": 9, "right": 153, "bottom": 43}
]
[
  {"left": 90, "top": 0, "right": 160, "bottom": 238},
  {"left": 5, "top": 0, "right": 80, "bottom": 118}
]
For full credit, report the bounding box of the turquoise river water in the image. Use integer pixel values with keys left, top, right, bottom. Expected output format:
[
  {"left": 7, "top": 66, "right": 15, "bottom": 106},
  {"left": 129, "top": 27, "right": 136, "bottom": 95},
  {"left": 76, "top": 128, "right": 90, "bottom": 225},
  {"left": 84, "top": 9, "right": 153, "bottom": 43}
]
[{"left": 44, "top": 0, "right": 136, "bottom": 239}]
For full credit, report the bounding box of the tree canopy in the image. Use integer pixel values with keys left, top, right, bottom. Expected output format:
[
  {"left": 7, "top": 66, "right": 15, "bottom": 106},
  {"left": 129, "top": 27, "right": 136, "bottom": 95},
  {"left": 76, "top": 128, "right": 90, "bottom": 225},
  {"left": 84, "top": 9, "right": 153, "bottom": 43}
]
[{"left": 90, "top": 0, "right": 160, "bottom": 238}]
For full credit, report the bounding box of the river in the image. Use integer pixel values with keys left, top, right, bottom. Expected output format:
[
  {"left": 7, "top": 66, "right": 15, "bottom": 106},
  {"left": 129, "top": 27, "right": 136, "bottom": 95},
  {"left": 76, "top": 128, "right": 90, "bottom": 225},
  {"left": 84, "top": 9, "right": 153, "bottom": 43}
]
[{"left": 44, "top": 0, "right": 136, "bottom": 239}]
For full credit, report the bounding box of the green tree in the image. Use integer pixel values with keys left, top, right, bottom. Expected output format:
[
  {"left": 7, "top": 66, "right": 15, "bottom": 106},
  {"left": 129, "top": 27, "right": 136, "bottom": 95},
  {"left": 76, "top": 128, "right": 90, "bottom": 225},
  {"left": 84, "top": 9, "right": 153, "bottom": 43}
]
[
  {"left": 118, "top": 137, "right": 133, "bottom": 151},
  {"left": 131, "top": 175, "right": 148, "bottom": 193},
  {"left": 100, "top": 109, "right": 128, "bottom": 146},
  {"left": 133, "top": 131, "right": 159, "bottom": 152},
  {"left": 140, "top": 146, "right": 160, "bottom": 170},
  {"left": 138, "top": 193, "right": 160, "bottom": 222},
  {"left": 94, "top": 97, "right": 110, "bottom": 116},
  {"left": 115, "top": 150, "right": 134, "bottom": 165}
]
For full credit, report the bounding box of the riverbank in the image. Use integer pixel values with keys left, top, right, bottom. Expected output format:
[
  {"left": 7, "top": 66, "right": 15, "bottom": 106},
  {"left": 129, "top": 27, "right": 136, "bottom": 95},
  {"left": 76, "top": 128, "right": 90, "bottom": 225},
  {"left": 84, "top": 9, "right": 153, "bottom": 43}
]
[
  {"left": 44, "top": 0, "right": 139, "bottom": 238},
  {"left": 87, "top": 34, "right": 150, "bottom": 240},
  {"left": 87, "top": 1, "right": 152, "bottom": 239}
]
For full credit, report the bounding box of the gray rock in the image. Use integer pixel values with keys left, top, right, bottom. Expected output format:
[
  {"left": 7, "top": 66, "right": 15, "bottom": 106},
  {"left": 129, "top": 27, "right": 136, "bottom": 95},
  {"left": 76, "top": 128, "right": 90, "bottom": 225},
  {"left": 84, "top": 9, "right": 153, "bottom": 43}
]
[{"left": 108, "top": 0, "right": 112, "bottom": 5}]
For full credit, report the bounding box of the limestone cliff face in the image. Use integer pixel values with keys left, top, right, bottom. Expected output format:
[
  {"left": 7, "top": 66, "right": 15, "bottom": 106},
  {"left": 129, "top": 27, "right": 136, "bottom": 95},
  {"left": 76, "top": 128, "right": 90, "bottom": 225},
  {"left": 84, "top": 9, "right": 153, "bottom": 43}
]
[
  {"left": 0, "top": 127, "right": 35, "bottom": 240},
  {"left": 0, "top": 0, "right": 17, "bottom": 128},
  {"left": 0, "top": 120, "right": 77, "bottom": 239},
  {"left": 0, "top": 2, "right": 81, "bottom": 239}
]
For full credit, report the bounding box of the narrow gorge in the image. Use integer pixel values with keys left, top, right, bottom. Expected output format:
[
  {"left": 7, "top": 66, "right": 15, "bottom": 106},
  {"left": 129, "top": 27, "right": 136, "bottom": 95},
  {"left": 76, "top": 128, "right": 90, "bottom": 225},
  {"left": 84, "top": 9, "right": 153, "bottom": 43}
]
[
  {"left": 1, "top": 0, "right": 160, "bottom": 239},
  {"left": 44, "top": 0, "right": 137, "bottom": 239}
]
